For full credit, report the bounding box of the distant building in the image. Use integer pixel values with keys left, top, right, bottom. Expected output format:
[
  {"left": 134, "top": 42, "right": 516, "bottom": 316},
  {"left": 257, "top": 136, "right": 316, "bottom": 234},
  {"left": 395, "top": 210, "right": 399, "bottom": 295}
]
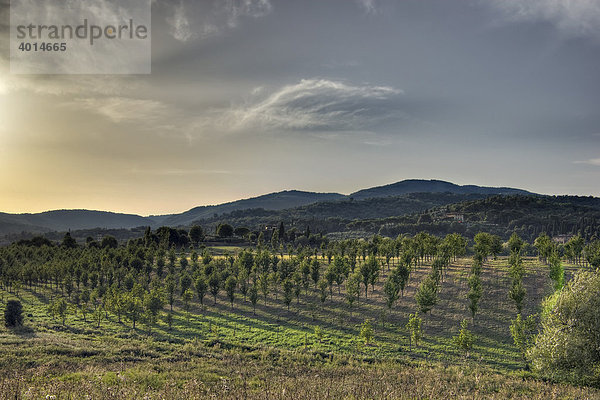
[
  {"left": 552, "top": 234, "right": 573, "bottom": 244},
  {"left": 444, "top": 213, "right": 464, "bottom": 223}
]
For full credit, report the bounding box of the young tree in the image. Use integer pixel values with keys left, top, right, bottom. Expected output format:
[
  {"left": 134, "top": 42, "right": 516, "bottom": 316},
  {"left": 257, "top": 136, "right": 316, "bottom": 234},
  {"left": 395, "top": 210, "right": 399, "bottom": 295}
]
[
  {"left": 144, "top": 288, "right": 165, "bottom": 332},
  {"left": 346, "top": 272, "right": 360, "bottom": 315},
  {"left": 249, "top": 284, "right": 259, "bottom": 315},
  {"left": 165, "top": 275, "right": 176, "bottom": 311},
  {"left": 182, "top": 288, "right": 194, "bottom": 320},
  {"left": 383, "top": 274, "right": 399, "bottom": 313},
  {"left": 360, "top": 319, "right": 374, "bottom": 345},
  {"left": 548, "top": 249, "right": 564, "bottom": 291},
  {"left": 318, "top": 278, "right": 328, "bottom": 304},
  {"left": 208, "top": 272, "right": 221, "bottom": 305},
  {"left": 406, "top": 312, "right": 422, "bottom": 350},
  {"left": 453, "top": 319, "right": 475, "bottom": 357},
  {"left": 467, "top": 274, "right": 482, "bottom": 321},
  {"left": 310, "top": 258, "right": 320, "bottom": 288},
  {"left": 195, "top": 274, "right": 208, "bottom": 309},
  {"left": 415, "top": 274, "right": 438, "bottom": 314},
  {"left": 48, "top": 297, "right": 68, "bottom": 326},
  {"left": 225, "top": 276, "right": 237, "bottom": 309},
  {"left": 283, "top": 279, "right": 294, "bottom": 311},
  {"left": 510, "top": 313, "right": 537, "bottom": 364}
]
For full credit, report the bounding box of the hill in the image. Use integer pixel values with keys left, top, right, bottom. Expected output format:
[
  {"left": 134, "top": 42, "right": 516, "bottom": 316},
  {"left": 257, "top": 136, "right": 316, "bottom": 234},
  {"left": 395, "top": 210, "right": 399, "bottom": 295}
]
[
  {"left": 153, "top": 190, "right": 346, "bottom": 227},
  {"left": 0, "top": 210, "right": 152, "bottom": 235},
  {"left": 0, "top": 180, "right": 534, "bottom": 235},
  {"left": 350, "top": 179, "right": 532, "bottom": 200}
]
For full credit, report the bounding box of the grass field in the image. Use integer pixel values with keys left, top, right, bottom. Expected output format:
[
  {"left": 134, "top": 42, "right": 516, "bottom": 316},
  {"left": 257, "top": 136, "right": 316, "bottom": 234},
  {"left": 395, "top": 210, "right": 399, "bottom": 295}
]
[{"left": 1, "top": 256, "right": 598, "bottom": 399}]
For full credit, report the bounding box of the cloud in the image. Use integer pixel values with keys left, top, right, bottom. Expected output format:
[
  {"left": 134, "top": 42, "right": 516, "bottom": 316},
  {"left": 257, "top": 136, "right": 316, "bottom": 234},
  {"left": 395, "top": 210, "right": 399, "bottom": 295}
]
[
  {"left": 165, "top": 0, "right": 272, "bottom": 42},
  {"left": 66, "top": 97, "right": 170, "bottom": 125},
  {"left": 574, "top": 158, "right": 600, "bottom": 166},
  {"left": 486, "top": 0, "right": 600, "bottom": 40},
  {"left": 356, "top": 0, "right": 378, "bottom": 14},
  {"left": 226, "top": 79, "right": 405, "bottom": 132}
]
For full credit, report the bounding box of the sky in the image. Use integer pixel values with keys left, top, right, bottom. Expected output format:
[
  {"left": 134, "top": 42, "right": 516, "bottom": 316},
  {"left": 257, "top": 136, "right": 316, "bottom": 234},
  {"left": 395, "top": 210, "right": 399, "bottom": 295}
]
[{"left": 0, "top": 0, "right": 599, "bottom": 215}]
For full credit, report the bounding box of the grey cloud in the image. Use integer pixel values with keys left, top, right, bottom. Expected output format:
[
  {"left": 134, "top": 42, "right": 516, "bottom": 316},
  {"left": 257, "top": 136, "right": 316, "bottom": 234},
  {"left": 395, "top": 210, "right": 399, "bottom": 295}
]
[
  {"left": 165, "top": 0, "right": 272, "bottom": 42},
  {"left": 486, "top": 0, "right": 600, "bottom": 40}
]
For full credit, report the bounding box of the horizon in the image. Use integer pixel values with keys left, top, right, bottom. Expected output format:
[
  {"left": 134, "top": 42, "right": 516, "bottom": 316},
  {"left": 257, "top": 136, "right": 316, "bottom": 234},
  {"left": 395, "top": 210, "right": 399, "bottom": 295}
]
[
  {"left": 0, "top": 177, "right": 595, "bottom": 217},
  {"left": 2, "top": 1, "right": 600, "bottom": 215}
]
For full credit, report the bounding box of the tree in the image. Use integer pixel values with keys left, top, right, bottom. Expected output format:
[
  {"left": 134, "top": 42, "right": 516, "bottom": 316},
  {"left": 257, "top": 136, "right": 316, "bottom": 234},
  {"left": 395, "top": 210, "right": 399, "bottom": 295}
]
[
  {"left": 467, "top": 273, "right": 482, "bottom": 321},
  {"left": 165, "top": 275, "right": 176, "bottom": 311},
  {"left": 534, "top": 233, "right": 552, "bottom": 264},
  {"left": 453, "top": 319, "right": 475, "bottom": 357},
  {"left": 548, "top": 249, "right": 564, "bottom": 291},
  {"left": 528, "top": 271, "right": 600, "bottom": 386},
  {"left": 310, "top": 258, "right": 320, "bottom": 288},
  {"left": 48, "top": 297, "right": 68, "bottom": 326},
  {"left": 208, "top": 272, "right": 221, "bottom": 305},
  {"left": 4, "top": 300, "right": 23, "bottom": 327},
  {"left": 180, "top": 273, "right": 193, "bottom": 296},
  {"left": 383, "top": 275, "right": 399, "bottom": 312},
  {"left": 195, "top": 274, "right": 207, "bottom": 308},
  {"left": 346, "top": 272, "right": 360, "bottom": 315},
  {"left": 318, "top": 279, "right": 328, "bottom": 304},
  {"left": 225, "top": 276, "right": 237, "bottom": 309},
  {"left": 249, "top": 285, "right": 259, "bottom": 315},
  {"left": 189, "top": 225, "right": 204, "bottom": 246},
  {"left": 510, "top": 313, "right": 536, "bottom": 364},
  {"left": 182, "top": 288, "right": 194, "bottom": 319},
  {"left": 415, "top": 274, "right": 438, "bottom": 314},
  {"left": 509, "top": 280, "right": 526, "bottom": 314},
  {"left": 144, "top": 288, "right": 165, "bottom": 332},
  {"left": 359, "top": 319, "right": 374, "bottom": 345},
  {"left": 100, "top": 235, "right": 118, "bottom": 249},
  {"left": 124, "top": 290, "right": 143, "bottom": 329},
  {"left": 283, "top": 279, "right": 293, "bottom": 311},
  {"left": 406, "top": 313, "right": 422, "bottom": 350},
  {"left": 62, "top": 232, "right": 78, "bottom": 248},
  {"left": 508, "top": 232, "right": 524, "bottom": 254},
  {"left": 216, "top": 223, "right": 234, "bottom": 238}
]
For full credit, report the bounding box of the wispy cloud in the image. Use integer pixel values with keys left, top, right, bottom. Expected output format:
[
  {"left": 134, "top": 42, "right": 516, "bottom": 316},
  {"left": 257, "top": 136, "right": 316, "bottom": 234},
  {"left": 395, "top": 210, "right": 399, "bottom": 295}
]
[
  {"left": 574, "top": 158, "right": 600, "bottom": 166},
  {"left": 165, "top": 0, "right": 272, "bottom": 42},
  {"left": 226, "top": 79, "right": 405, "bottom": 132},
  {"left": 66, "top": 97, "right": 170, "bottom": 125},
  {"left": 486, "top": 0, "right": 600, "bottom": 40},
  {"left": 356, "top": 0, "right": 378, "bottom": 14}
]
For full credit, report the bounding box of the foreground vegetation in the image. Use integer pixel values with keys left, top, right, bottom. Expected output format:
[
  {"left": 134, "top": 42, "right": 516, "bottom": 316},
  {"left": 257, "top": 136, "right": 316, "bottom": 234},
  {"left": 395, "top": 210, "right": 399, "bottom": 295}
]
[{"left": 1, "top": 228, "right": 600, "bottom": 398}]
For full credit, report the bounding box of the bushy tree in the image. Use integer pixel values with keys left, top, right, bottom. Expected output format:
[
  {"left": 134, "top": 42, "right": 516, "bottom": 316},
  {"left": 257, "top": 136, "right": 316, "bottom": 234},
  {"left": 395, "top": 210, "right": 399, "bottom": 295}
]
[
  {"left": 528, "top": 271, "right": 600, "bottom": 386},
  {"left": 4, "top": 300, "right": 23, "bottom": 327}
]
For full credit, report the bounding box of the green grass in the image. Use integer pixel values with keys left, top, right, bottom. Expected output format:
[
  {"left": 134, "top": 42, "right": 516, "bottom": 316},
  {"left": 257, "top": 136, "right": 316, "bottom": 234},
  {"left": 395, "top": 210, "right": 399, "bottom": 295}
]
[{"left": 0, "top": 256, "right": 598, "bottom": 398}]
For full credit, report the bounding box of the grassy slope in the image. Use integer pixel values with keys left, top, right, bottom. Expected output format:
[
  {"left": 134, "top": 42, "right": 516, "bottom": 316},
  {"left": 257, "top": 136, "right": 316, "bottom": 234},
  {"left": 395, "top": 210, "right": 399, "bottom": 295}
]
[{"left": 0, "top": 256, "right": 598, "bottom": 399}]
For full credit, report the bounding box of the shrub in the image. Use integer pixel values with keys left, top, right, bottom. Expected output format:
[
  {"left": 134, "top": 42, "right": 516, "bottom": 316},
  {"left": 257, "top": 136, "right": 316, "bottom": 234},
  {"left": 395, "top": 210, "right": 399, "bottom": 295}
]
[
  {"left": 528, "top": 271, "right": 600, "bottom": 386},
  {"left": 4, "top": 300, "right": 24, "bottom": 327}
]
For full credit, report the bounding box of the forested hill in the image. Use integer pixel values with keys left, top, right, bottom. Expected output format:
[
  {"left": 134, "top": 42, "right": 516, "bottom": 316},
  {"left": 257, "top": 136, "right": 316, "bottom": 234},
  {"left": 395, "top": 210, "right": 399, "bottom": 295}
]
[
  {"left": 0, "top": 180, "right": 534, "bottom": 235},
  {"left": 349, "top": 179, "right": 532, "bottom": 200},
  {"left": 152, "top": 190, "right": 346, "bottom": 227},
  {"left": 198, "top": 194, "right": 600, "bottom": 242}
]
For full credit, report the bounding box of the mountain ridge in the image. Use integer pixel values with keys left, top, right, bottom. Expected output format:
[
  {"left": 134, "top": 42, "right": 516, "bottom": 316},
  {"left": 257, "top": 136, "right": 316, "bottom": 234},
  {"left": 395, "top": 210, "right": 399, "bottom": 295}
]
[{"left": 0, "top": 179, "right": 537, "bottom": 234}]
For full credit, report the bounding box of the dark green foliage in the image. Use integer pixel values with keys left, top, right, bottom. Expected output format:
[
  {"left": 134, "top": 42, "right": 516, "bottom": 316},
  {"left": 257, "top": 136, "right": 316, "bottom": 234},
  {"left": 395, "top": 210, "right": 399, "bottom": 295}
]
[{"left": 4, "top": 299, "right": 23, "bottom": 327}]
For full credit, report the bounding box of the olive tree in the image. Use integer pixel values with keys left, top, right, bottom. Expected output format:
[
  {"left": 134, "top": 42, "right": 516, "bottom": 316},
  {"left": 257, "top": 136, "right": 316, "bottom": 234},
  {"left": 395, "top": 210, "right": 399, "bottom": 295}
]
[{"left": 528, "top": 271, "right": 600, "bottom": 386}]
